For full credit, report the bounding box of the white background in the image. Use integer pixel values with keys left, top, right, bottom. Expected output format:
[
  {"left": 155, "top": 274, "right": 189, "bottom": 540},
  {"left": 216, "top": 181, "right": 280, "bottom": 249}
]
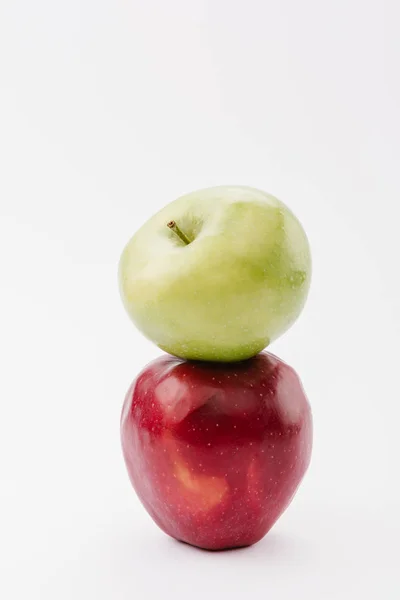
[{"left": 1, "top": 1, "right": 399, "bottom": 598}]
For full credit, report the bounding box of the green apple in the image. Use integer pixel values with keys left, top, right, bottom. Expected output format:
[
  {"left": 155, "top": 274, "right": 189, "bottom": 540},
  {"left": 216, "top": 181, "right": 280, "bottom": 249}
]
[{"left": 119, "top": 186, "right": 311, "bottom": 362}]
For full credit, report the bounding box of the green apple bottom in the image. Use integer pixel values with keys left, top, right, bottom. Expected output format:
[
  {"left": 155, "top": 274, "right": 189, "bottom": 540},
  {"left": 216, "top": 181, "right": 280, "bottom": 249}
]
[{"left": 119, "top": 186, "right": 311, "bottom": 362}]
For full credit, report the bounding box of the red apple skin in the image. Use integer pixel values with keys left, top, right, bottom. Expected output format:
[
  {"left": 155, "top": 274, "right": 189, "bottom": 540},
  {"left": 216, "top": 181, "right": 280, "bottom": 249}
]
[{"left": 121, "top": 352, "right": 312, "bottom": 550}]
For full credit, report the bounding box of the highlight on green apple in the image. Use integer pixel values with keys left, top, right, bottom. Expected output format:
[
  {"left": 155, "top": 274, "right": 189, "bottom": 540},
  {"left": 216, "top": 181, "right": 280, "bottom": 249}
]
[{"left": 119, "top": 186, "right": 311, "bottom": 362}]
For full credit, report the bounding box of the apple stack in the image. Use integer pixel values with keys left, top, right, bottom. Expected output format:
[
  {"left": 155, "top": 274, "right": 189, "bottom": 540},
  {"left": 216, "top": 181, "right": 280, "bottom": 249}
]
[{"left": 119, "top": 186, "right": 312, "bottom": 550}]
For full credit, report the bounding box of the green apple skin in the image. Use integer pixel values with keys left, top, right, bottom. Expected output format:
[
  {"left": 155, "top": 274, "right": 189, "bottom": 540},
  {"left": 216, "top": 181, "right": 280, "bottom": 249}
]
[{"left": 119, "top": 186, "right": 311, "bottom": 362}]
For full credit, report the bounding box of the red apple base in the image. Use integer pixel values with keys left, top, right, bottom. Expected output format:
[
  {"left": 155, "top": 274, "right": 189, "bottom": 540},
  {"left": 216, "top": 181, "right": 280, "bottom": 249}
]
[{"left": 121, "top": 352, "right": 312, "bottom": 551}]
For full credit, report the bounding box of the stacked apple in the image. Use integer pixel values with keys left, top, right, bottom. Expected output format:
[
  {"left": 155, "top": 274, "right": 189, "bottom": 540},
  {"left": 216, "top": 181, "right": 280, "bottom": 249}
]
[{"left": 119, "top": 186, "right": 312, "bottom": 550}]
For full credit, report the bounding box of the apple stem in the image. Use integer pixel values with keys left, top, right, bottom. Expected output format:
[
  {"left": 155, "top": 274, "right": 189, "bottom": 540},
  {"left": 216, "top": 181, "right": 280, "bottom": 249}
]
[{"left": 167, "top": 221, "right": 192, "bottom": 245}]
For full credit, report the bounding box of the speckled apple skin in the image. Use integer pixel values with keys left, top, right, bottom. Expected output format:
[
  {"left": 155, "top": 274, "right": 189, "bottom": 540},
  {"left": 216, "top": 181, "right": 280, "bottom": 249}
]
[{"left": 121, "top": 352, "right": 312, "bottom": 550}]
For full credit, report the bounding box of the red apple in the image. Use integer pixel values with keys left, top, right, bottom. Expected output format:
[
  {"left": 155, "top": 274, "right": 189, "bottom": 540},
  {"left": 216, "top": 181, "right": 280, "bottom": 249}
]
[{"left": 121, "top": 352, "right": 312, "bottom": 550}]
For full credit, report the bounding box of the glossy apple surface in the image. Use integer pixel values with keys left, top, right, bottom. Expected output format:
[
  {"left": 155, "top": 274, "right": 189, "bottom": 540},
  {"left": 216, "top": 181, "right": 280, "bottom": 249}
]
[
  {"left": 119, "top": 186, "right": 311, "bottom": 362},
  {"left": 121, "top": 352, "right": 312, "bottom": 550}
]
